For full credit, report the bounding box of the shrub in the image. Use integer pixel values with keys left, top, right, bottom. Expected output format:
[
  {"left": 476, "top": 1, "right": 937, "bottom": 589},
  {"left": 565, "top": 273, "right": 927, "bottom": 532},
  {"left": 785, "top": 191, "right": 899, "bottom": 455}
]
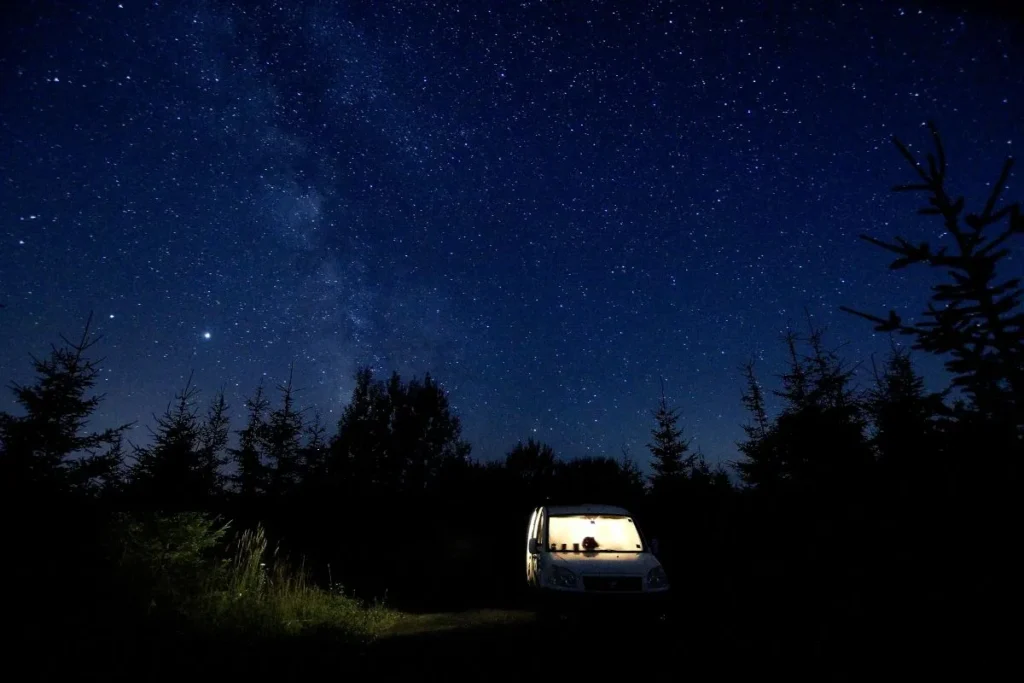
[{"left": 111, "top": 513, "right": 396, "bottom": 641}]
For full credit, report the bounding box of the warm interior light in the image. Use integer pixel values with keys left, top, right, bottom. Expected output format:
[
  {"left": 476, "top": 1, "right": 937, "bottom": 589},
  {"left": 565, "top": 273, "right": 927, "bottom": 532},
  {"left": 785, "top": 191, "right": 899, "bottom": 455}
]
[{"left": 548, "top": 515, "right": 643, "bottom": 552}]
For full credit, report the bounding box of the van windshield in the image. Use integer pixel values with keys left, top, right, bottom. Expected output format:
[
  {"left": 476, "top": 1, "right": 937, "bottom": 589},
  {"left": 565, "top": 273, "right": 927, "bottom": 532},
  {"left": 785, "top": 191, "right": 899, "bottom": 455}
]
[{"left": 547, "top": 514, "right": 644, "bottom": 553}]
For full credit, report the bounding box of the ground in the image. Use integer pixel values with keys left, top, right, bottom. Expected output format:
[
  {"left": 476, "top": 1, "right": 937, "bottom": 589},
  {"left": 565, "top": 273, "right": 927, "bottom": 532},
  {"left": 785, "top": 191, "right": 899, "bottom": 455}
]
[{"left": 40, "top": 594, "right": 1001, "bottom": 679}]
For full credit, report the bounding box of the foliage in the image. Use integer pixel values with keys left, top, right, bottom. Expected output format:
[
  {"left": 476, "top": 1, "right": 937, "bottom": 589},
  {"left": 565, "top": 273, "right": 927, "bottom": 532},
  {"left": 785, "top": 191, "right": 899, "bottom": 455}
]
[
  {"left": 865, "top": 345, "right": 948, "bottom": 469},
  {"left": 329, "top": 367, "right": 471, "bottom": 493},
  {"left": 505, "top": 438, "right": 557, "bottom": 492},
  {"left": 112, "top": 512, "right": 396, "bottom": 640},
  {"left": 128, "top": 375, "right": 224, "bottom": 508},
  {"left": 114, "top": 511, "right": 229, "bottom": 612},
  {"left": 300, "top": 410, "right": 330, "bottom": 482},
  {"left": 734, "top": 325, "right": 872, "bottom": 493},
  {"left": 842, "top": 121, "right": 1023, "bottom": 430},
  {"left": 646, "top": 382, "right": 695, "bottom": 493},
  {"left": 263, "top": 368, "right": 305, "bottom": 497},
  {"left": 555, "top": 455, "right": 648, "bottom": 506},
  {"left": 0, "top": 314, "right": 129, "bottom": 496},
  {"left": 229, "top": 382, "right": 271, "bottom": 498},
  {"left": 199, "top": 525, "right": 398, "bottom": 639}
]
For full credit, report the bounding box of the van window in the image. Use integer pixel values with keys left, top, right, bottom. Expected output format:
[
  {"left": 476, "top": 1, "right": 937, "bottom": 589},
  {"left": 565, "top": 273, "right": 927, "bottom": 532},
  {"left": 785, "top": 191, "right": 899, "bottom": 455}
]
[
  {"left": 548, "top": 514, "right": 643, "bottom": 552},
  {"left": 535, "top": 509, "right": 546, "bottom": 548}
]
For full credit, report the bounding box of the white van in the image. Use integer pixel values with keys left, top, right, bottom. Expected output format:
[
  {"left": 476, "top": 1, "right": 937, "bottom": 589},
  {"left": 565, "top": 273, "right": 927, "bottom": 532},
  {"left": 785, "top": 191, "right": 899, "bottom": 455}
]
[{"left": 525, "top": 504, "right": 670, "bottom": 597}]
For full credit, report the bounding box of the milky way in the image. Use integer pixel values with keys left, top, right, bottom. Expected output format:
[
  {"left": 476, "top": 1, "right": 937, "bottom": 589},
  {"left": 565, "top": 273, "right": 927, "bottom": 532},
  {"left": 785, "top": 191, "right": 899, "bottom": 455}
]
[{"left": 1, "top": 1, "right": 1021, "bottom": 463}]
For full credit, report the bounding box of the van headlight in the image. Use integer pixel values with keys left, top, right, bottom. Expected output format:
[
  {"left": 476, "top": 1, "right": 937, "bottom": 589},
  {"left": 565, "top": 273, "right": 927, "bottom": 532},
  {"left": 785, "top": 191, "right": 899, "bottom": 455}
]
[
  {"left": 647, "top": 566, "right": 669, "bottom": 590},
  {"left": 549, "top": 565, "right": 578, "bottom": 588}
]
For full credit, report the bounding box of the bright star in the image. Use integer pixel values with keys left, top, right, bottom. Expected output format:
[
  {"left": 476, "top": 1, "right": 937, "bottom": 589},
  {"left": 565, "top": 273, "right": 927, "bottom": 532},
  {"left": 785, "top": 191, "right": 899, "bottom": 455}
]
[{"left": 203, "top": 331, "right": 211, "bottom": 340}]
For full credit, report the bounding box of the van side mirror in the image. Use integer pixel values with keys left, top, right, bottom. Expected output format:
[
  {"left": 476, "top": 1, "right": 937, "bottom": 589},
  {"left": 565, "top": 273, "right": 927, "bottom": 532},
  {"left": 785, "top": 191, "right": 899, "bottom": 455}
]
[
  {"left": 528, "top": 538, "right": 539, "bottom": 554},
  {"left": 650, "top": 538, "right": 660, "bottom": 555}
]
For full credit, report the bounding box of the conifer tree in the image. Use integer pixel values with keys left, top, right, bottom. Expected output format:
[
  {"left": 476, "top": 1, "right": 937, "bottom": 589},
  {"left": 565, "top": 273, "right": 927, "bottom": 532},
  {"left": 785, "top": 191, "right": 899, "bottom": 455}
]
[
  {"left": 264, "top": 368, "right": 304, "bottom": 497},
  {"left": 735, "top": 326, "right": 871, "bottom": 492},
  {"left": 0, "top": 315, "right": 129, "bottom": 496},
  {"left": 843, "top": 122, "right": 1023, "bottom": 431},
  {"left": 299, "top": 409, "right": 329, "bottom": 484},
  {"left": 619, "top": 445, "right": 647, "bottom": 496},
  {"left": 734, "top": 359, "right": 780, "bottom": 488},
  {"left": 129, "top": 375, "right": 224, "bottom": 507},
  {"left": 866, "top": 345, "right": 947, "bottom": 476},
  {"left": 229, "top": 382, "right": 270, "bottom": 498},
  {"left": 646, "top": 381, "right": 694, "bottom": 491}
]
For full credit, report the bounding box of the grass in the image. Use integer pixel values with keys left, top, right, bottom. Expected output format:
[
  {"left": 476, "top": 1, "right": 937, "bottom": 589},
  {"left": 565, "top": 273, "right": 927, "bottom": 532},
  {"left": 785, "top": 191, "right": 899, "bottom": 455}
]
[
  {"left": 196, "top": 525, "right": 400, "bottom": 641},
  {"left": 114, "top": 514, "right": 399, "bottom": 645}
]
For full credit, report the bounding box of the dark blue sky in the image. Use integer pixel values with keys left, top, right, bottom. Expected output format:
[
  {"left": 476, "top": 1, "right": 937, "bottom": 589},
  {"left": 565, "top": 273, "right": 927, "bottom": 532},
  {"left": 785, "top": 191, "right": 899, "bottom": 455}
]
[{"left": 2, "top": 1, "right": 1021, "bottom": 465}]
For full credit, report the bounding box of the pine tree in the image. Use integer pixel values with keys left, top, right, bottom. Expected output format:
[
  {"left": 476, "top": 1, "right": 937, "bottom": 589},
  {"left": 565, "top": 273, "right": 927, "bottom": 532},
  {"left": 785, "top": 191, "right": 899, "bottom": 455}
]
[
  {"left": 646, "top": 381, "right": 693, "bottom": 491},
  {"left": 735, "top": 326, "right": 872, "bottom": 492},
  {"left": 0, "top": 315, "right": 129, "bottom": 496},
  {"left": 740, "top": 359, "right": 770, "bottom": 442},
  {"left": 505, "top": 438, "right": 557, "bottom": 491},
  {"left": 299, "top": 409, "right": 329, "bottom": 484},
  {"left": 197, "top": 389, "right": 230, "bottom": 494},
  {"left": 866, "top": 345, "right": 947, "bottom": 477},
  {"left": 229, "top": 382, "right": 270, "bottom": 498},
  {"left": 264, "top": 368, "right": 304, "bottom": 497},
  {"left": 842, "top": 122, "right": 1023, "bottom": 432},
  {"left": 619, "top": 445, "right": 647, "bottom": 497},
  {"left": 129, "top": 375, "right": 222, "bottom": 507},
  {"left": 734, "top": 359, "right": 780, "bottom": 488},
  {"left": 690, "top": 450, "right": 732, "bottom": 491}
]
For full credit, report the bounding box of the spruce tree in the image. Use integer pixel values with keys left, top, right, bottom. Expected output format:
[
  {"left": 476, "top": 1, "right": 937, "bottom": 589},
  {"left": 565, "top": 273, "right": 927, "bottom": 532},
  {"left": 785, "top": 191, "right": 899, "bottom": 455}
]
[
  {"left": 0, "top": 315, "right": 129, "bottom": 496},
  {"left": 264, "top": 369, "right": 304, "bottom": 497},
  {"left": 229, "top": 382, "right": 270, "bottom": 498},
  {"left": 299, "top": 409, "right": 329, "bottom": 484},
  {"left": 735, "top": 326, "right": 871, "bottom": 492},
  {"left": 646, "top": 381, "right": 693, "bottom": 491},
  {"left": 129, "top": 375, "right": 222, "bottom": 507},
  {"left": 619, "top": 445, "right": 647, "bottom": 498},
  {"left": 842, "top": 122, "right": 1023, "bottom": 432},
  {"left": 197, "top": 389, "right": 230, "bottom": 494},
  {"left": 866, "top": 345, "right": 947, "bottom": 478},
  {"left": 734, "top": 359, "right": 780, "bottom": 488}
]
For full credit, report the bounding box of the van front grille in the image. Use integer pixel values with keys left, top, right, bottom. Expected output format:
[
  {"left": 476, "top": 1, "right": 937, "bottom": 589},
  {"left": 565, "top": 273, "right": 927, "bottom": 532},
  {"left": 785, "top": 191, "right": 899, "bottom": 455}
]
[{"left": 582, "top": 576, "right": 642, "bottom": 592}]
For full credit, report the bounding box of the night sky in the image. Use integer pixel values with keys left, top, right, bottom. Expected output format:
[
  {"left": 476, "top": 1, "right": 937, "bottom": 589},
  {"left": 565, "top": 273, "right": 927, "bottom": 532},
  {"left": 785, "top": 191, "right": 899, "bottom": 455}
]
[{"left": 2, "top": 1, "right": 1021, "bottom": 465}]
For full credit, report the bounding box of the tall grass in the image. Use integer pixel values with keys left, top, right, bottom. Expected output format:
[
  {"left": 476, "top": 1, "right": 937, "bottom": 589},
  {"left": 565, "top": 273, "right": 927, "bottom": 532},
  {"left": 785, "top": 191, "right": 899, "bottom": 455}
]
[
  {"left": 114, "top": 513, "right": 397, "bottom": 642},
  {"left": 199, "top": 525, "right": 398, "bottom": 640}
]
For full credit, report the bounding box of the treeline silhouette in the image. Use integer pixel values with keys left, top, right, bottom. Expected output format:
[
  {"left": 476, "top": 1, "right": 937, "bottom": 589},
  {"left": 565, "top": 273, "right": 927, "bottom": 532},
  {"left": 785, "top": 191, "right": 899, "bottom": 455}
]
[{"left": 2, "top": 125, "right": 1020, "bottom": 669}]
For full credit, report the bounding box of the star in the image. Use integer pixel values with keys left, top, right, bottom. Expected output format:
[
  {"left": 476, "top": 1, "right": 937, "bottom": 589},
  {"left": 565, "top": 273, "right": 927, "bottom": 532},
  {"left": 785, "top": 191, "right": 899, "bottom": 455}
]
[{"left": 0, "top": 0, "right": 1017, "bottom": 465}]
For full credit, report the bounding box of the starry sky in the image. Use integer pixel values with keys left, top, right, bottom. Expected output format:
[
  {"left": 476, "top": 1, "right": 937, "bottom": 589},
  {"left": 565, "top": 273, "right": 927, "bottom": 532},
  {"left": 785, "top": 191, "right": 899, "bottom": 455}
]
[{"left": 1, "top": 1, "right": 1021, "bottom": 465}]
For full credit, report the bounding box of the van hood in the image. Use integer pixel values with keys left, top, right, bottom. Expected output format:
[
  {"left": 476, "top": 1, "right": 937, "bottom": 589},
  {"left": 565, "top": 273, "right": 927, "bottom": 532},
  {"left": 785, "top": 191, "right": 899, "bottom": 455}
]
[{"left": 550, "top": 552, "right": 660, "bottom": 576}]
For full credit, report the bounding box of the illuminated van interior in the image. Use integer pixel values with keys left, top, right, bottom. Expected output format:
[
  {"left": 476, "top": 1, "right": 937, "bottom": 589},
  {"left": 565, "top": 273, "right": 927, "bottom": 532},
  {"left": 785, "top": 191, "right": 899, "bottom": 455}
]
[{"left": 547, "top": 514, "right": 643, "bottom": 553}]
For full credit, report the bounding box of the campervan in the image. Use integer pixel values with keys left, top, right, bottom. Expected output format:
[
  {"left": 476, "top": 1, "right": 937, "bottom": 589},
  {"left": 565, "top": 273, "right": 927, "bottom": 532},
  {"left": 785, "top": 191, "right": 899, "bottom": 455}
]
[{"left": 525, "top": 504, "right": 669, "bottom": 598}]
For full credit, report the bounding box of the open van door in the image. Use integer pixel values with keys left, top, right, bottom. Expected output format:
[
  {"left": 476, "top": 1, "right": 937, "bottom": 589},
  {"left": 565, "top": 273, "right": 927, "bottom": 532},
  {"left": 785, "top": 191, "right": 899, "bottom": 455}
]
[{"left": 526, "top": 507, "right": 541, "bottom": 586}]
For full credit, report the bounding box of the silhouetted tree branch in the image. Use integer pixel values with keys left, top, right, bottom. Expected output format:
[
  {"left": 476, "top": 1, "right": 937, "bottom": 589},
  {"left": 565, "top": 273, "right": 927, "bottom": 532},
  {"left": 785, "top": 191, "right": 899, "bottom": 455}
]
[{"left": 841, "top": 122, "right": 1023, "bottom": 423}]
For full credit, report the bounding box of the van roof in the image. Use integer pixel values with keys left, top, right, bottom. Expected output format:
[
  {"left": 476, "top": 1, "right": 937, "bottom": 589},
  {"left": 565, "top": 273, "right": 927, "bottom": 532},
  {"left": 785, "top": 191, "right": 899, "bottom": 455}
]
[{"left": 546, "top": 504, "right": 632, "bottom": 516}]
